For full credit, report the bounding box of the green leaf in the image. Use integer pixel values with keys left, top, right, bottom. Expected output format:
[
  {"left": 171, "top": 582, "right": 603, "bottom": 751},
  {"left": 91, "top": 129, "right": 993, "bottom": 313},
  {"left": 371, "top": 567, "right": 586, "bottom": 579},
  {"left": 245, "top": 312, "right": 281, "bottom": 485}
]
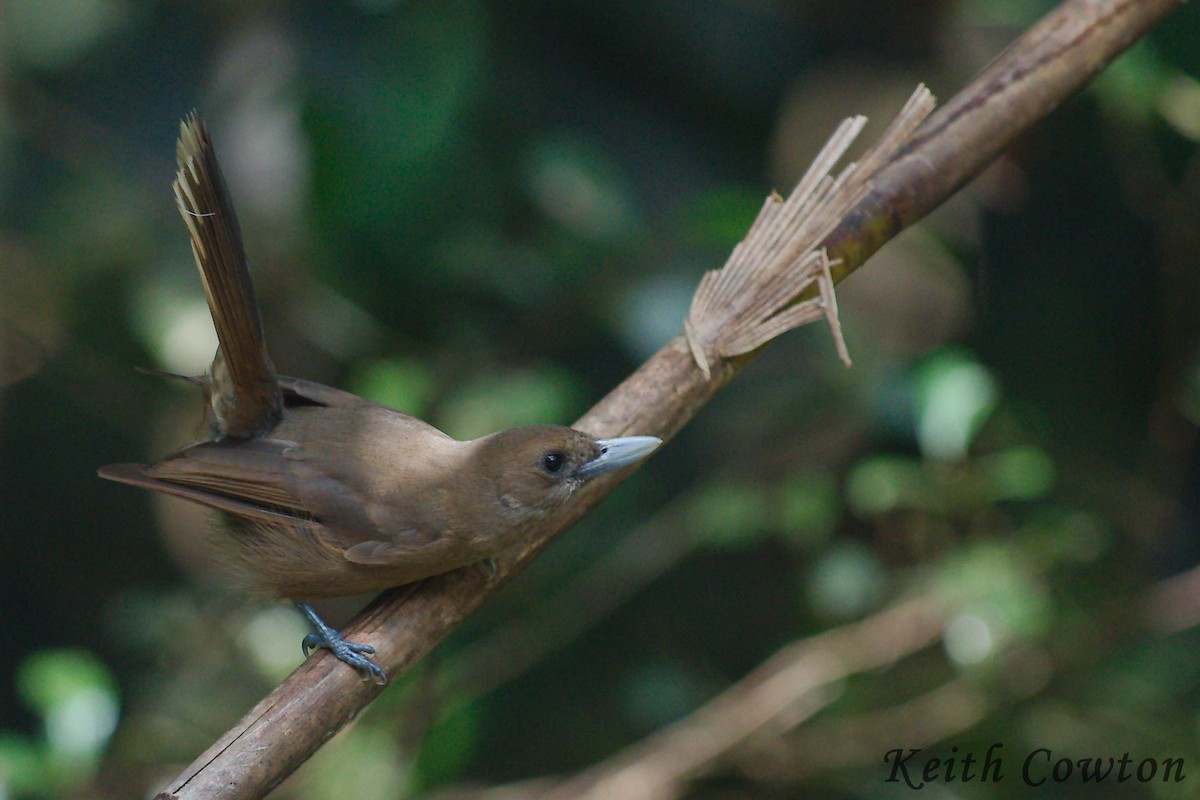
[
  {"left": 305, "top": 725, "right": 411, "bottom": 800},
  {"left": 677, "top": 186, "right": 765, "bottom": 249},
  {"left": 977, "top": 445, "right": 1055, "bottom": 502},
  {"left": 913, "top": 348, "right": 998, "bottom": 462},
  {"left": 521, "top": 134, "right": 642, "bottom": 244},
  {"left": 806, "top": 541, "right": 886, "bottom": 619},
  {"left": 436, "top": 366, "right": 583, "bottom": 439},
  {"left": 16, "top": 649, "right": 119, "bottom": 759},
  {"left": 348, "top": 358, "right": 434, "bottom": 417},
  {"left": 934, "top": 543, "right": 1053, "bottom": 660},
  {"left": 411, "top": 697, "right": 483, "bottom": 790},
  {"left": 845, "top": 454, "right": 929, "bottom": 517},
  {"left": 773, "top": 471, "right": 839, "bottom": 551},
  {"left": 689, "top": 481, "right": 770, "bottom": 549},
  {"left": 0, "top": 733, "right": 44, "bottom": 798}
]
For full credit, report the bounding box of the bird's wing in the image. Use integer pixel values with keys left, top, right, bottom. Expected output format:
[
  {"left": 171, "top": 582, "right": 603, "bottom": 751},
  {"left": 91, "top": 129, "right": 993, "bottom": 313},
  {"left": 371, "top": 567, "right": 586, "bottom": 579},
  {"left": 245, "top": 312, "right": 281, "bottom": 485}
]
[
  {"left": 97, "top": 465, "right": 309, "bottom": 526},
  {"left": 99, "top": 433, "right": 441, "bottom": 554},
  {"left": 100, "top": 437, "right": 313, "bottom": 524},
  {"left": 341, "top": 540, "right": 417, "bottom": 565},
  {"left": 99, "top": 375, "right": 388, "bottom": 539}
]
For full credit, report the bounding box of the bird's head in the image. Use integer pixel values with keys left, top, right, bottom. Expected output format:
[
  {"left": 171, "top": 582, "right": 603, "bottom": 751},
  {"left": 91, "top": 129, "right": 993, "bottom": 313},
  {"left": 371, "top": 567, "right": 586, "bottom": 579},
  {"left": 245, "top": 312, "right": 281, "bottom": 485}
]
[{"left": 468, "top": 425, "right": 661, "bottom": 520}]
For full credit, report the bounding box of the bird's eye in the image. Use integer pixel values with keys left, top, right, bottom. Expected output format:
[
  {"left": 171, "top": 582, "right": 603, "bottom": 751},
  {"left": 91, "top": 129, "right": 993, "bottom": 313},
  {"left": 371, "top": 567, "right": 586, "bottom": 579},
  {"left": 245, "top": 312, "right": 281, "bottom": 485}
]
[{"left": 541, "top": 451, "right": 566, "bottom": 474}]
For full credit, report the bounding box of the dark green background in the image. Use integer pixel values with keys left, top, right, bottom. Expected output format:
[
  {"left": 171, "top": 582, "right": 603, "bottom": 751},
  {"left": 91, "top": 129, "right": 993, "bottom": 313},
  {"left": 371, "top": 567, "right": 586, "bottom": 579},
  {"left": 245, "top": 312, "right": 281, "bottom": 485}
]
[{"left": 2, "top": 1, "right": 1199, "bottom": 797}]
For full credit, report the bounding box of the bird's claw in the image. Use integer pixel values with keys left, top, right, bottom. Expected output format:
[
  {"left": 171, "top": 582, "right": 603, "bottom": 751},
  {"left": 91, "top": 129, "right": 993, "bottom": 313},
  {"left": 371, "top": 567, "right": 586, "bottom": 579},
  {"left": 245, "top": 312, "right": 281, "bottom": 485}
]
[
  {"left": 301, "top": 632, "right": 376, "bottom": 658},
  {"left": 301, "top": 630, "right": 386, "bottom": 684},
  {"left": 296, "top": 602, "right": 387, "bottom": 684}
]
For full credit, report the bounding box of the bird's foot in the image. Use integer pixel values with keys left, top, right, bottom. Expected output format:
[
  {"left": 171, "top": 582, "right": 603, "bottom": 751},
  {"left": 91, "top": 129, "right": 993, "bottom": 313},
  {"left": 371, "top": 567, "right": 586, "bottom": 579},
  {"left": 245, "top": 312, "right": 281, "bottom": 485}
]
[
  {"left": 296, "top": 602, "right": 387, "bottom": 685},
  {"left": 301, "top": 632, "right": 386, "bottom": 684}
]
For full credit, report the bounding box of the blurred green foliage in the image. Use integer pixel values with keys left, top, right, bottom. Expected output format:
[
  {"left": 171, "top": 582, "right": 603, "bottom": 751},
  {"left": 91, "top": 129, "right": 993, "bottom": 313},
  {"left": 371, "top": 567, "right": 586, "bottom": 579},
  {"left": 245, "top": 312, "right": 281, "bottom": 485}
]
[
  {"left": 2, "top": 650, "right": 118, "bottom": 797},
  {"left": 2, "top": 0, "right": 1200, "bottom": 798}
]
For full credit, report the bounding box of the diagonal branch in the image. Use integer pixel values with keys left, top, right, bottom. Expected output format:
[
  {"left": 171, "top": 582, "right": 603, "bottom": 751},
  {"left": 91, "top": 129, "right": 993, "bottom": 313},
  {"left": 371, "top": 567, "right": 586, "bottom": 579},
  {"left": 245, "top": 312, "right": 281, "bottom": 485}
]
[{"left": 155, "top": 0, "right": 1186, "bottom": 797}]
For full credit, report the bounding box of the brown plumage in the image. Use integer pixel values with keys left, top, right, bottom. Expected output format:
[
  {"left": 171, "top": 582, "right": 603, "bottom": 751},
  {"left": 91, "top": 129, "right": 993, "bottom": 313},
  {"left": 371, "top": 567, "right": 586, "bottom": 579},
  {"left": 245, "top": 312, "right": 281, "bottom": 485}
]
[
  {"left": 99, "top": 116, "right": 660, "bottom": 682},
  {"left": 101, "top": 402, "right": 630, "bottom": 599}
]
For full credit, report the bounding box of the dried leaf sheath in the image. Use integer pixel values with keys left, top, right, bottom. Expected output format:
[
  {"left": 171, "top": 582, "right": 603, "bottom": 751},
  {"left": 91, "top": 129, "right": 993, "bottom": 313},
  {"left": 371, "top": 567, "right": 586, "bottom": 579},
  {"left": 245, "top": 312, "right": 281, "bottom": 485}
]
[{"left": 685, "top": 85, "right": 936, "bottom": 377}]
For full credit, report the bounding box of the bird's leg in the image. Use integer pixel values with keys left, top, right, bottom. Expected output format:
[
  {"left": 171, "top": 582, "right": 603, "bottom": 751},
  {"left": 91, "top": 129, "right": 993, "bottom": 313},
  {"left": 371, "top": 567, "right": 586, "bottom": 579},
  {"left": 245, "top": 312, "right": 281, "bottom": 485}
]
[{"left": 296, "top": 601, "right": 387, "bottom": 685}]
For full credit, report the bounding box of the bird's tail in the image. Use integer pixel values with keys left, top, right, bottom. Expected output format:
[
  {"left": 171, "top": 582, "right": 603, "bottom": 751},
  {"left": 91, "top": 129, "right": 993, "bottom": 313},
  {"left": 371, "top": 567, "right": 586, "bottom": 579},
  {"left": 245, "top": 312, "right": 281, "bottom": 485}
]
[{"left": 174, "top": 114, "right": 282, "bottom": 438}]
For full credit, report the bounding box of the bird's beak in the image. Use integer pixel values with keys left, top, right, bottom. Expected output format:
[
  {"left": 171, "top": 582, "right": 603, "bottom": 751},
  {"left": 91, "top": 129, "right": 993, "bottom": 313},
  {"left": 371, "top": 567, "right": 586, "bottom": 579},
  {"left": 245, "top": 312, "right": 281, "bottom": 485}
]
[{"left": 577, "top": 435, "right": 662, "bottom": 479}]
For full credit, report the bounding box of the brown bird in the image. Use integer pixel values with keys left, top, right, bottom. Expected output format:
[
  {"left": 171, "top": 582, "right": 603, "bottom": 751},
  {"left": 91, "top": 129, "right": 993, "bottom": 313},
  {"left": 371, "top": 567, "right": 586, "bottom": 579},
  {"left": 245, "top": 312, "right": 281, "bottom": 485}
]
[{"left": 99, "top": 116, "right": 660, "bottom": 683}]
